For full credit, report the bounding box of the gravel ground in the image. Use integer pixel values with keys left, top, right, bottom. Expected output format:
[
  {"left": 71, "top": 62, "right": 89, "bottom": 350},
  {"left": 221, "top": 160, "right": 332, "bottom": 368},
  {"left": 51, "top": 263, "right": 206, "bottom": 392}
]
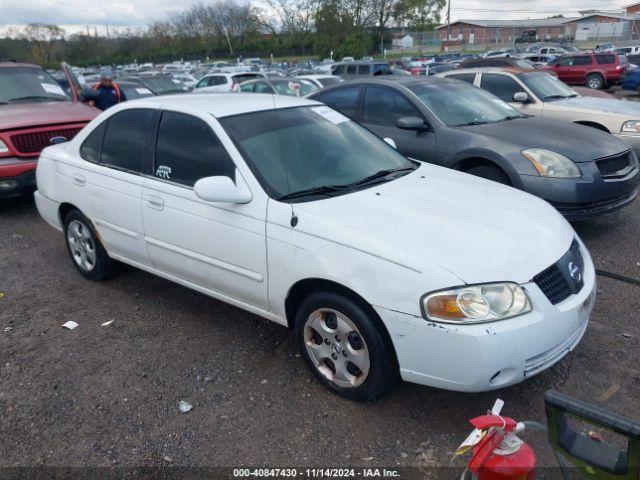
[{"left": 0, "top": 195, "right": 639, "bottom": 477}]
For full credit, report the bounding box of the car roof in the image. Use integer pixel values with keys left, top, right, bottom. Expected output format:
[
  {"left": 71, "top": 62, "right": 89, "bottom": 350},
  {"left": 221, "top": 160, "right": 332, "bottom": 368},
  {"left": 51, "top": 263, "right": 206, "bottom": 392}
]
[
  {"left": 447, "top": 67, "right": 535, "bottom": 75},
  {"left": 118, "top": 93, "right": 321, "bottom": 118},
  {"left": 335, "top": 76, "right": 454, "bottom": 88},
  {"left": 0, "top": 61, "right": 43, "bottom": 69}
]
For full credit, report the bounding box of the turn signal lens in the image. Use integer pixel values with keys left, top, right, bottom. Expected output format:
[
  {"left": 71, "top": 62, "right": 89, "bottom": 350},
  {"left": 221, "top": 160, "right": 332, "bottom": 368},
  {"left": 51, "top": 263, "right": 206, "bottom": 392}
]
[
  {"left": 423, "top": 283, "right": 531, "bottom": 324},
  {"left": 0, "top": 139, "right": 9, "bottom": 155}
]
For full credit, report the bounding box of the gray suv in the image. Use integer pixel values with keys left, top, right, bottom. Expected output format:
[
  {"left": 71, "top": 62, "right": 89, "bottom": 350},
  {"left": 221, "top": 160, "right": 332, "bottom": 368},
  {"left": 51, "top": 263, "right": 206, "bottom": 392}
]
[
  {"left": 309, "top": 77, "right": 640, "bottom": 220},
  {"left": 331, "top": 61, "right": 392, "bottom": 79}
]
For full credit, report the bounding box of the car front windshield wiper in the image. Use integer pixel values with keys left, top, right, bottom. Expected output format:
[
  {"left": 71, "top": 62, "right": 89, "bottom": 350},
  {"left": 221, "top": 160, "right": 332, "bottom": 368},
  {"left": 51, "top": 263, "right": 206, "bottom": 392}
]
[
  {"left": 278, "top": 184, "right": 351, "bottom": 201},
  {"left": 498, "top": 114, "right": 526, "bottom": 122},
  {"left": 350, "top": 166, "right": 417, "bottom": 187},
  {"left": 8, "top": 95, "right": 66, "bottom": 103},
  {"left": 277, "top": 165, "right": 416, "bottom": 201},
  {"left": 542, "top": 94, "right": 574, "bottom": 101},
  {"left": 453, "top": 119, "right": 495, "bottom": 127}
]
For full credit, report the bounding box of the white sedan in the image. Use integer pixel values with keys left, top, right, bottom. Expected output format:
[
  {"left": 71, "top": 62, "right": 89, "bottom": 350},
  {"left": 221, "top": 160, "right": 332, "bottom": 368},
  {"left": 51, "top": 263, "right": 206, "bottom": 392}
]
[
  {"left": 193, "top": 72, "right": 265, "bottom": 93},
  {"left": 34, "top": 94, "right": 595, "bottom": 400}
]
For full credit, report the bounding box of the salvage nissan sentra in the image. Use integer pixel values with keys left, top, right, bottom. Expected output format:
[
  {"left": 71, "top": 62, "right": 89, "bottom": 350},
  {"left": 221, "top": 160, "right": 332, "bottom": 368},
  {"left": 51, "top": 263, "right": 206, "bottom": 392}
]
[{"left": 34, "top": 94, "right": 596, "bottom": 400}]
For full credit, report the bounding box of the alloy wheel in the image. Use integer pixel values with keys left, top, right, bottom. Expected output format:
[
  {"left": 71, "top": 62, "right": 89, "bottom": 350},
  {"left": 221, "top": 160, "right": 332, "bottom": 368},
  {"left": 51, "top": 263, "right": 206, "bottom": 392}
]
[
  {"left": 303, "top": 308, "right": 371, "bottom": 388},
  {"left": 66, "top": 219, "right": 97, "bottom": 272}
]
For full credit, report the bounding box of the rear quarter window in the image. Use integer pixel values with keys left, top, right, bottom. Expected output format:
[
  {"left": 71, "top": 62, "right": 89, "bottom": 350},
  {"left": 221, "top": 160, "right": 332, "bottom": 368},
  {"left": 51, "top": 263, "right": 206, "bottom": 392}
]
[{"left": 595, "top": 54, "right": 616, "bottom": 65}]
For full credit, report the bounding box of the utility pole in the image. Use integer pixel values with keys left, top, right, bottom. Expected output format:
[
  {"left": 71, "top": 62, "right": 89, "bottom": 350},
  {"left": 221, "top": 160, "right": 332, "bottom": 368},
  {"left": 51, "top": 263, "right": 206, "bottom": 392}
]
[{"left": 445, "top": 0, "right": 451, "bottom": 51}]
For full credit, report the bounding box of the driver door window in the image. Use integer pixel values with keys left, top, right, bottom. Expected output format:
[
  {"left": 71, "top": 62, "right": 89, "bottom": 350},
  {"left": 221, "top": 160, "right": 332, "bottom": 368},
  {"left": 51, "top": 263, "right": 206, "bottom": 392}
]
[
  {"left": 480, "top": 74, "right": 522, "bottom": 103},
  {"left": 361, "top": 85, "right": 434, "bottom": 163},
  {"left": 154, "top": 111, "right": 235, "bottom": 187}
]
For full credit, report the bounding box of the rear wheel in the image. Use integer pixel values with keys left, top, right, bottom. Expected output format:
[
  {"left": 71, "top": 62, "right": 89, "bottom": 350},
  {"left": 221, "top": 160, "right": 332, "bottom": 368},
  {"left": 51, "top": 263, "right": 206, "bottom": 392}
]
[
  {"left": 465, "top": 165, "right": 511, "bottom": 186},
  {"left": 295, "top": 292, "right": 398, "bottom": 401},
  {"left": 63, "top": 210, "right": 114, "bottom": 281},
  {"left": 586, "top": 73, "right": 604, "bottom": 90}
]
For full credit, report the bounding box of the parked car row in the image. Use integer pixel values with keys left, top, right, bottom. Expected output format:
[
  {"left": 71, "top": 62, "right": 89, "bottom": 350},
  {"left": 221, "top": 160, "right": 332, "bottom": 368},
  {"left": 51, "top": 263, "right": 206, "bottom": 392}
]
[{"left": 6, "top": 49, "right": 640, "bottom": 401}]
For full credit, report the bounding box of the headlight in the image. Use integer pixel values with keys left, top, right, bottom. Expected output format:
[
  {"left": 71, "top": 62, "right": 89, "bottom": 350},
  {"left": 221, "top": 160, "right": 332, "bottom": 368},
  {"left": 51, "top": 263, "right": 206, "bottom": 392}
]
[
  {"left": 621, "top": 120, "right": 640, "bottom": 134},
  {"left": 521, "top": 148, "right": 581, "bottom": 178},
  {"left": 422, "top": 282, "right": 531, "bottom": 324},
  {"left": 0, "top": 139, "right": 9, "bottom": 154}
]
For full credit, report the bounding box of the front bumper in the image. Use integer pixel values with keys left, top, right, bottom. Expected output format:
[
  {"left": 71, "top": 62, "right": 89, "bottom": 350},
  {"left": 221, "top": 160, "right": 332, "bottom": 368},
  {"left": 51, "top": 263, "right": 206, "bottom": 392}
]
[
  {"left": 0, "top": 159, "right": 37, "bottom": 199},
  {"left": 615, "top": 133, "right": 640, "bottom": 159},
  {"left": 376, "top": 242, "right": 596, "bottom": 392},
  {"left": 517, "top": 157, "right": 640, "bottom": 221}
]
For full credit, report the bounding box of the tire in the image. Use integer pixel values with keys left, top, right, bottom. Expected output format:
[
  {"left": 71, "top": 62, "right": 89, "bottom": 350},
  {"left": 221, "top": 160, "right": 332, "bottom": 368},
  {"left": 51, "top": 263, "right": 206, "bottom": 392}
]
[
  {"left": 586, "top": 73, "right": 604, "bottom": 90},
  {"left": 63, "top": 209, "right": 114, "bottom": 281},
  {"left": 465, "top": 165, "right": 511, "bottom": 185},
  {"left": 294, "top": 292, "right": 399, "bottom": 401}
]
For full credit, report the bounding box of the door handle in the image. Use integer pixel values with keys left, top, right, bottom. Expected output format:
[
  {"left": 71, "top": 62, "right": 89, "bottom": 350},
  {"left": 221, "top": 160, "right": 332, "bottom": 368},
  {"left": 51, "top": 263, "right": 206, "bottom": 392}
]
[
  {"left": 146, "top": 195, "right": 164, "bottom": 211},
  {"left": 72, "top": 174, "right": 86, "bottom": 186}
]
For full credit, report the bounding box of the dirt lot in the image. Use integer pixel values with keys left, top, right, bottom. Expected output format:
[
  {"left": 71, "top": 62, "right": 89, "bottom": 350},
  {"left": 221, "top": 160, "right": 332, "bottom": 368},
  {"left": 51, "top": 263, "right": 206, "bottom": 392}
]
[{"left": 1, "top": 194, "right": 639, "bottom": 477}]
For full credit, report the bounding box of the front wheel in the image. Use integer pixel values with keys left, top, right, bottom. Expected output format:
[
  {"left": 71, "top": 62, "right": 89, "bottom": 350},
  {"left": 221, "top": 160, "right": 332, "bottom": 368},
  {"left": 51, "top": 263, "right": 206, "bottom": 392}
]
[
  {"left": 64, "top": 210, "right": 114, "bottom": 281},
  {"left": 295, "top": 292, "right": 398, "bottom": 401}
]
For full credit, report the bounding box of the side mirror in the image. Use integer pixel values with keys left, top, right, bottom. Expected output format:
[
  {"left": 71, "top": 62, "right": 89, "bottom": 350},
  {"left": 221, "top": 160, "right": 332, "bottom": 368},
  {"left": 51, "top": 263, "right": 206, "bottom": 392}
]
[
  {"left": 383, "top": 137, "right": 397, "bottom": 149},
  {"left": 513, "top": 91, "right": 529, "bottom": 103},
  {"left": 194, "top": 173, "right": 252, "bottom": 204},
  {"left": 397, "top": 116, "right": 429, "bottom": 132}
]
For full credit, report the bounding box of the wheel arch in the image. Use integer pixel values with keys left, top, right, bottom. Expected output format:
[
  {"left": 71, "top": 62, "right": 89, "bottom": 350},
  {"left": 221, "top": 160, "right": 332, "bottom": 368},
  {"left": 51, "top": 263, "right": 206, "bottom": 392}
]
[
  {"left": 285, "top": 277, "right": 400, "bottom": 367},
  {"left": 58, "top": 202, "right": 80, "bottom": 226},
  {"left": 454, "top": 156, "right": 506, "bottom": 173}
]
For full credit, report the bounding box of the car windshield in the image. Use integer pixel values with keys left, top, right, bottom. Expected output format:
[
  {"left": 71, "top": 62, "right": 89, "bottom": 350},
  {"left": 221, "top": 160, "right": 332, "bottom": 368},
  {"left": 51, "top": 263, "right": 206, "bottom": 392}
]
[
  {"left": 271, "top": 79, "right": 318, "bottom": 96},
  {"left": 221, "top": 106, "right": 415, "bottom": 200},
  {"left": 142, "top": 77, "right": 185, "bottom": 94},
  {"left": 0, "top": 66, "right": 70, "bottom": 104},
  {"left": 518, "top": 72, "right": 577, "bottom": 101},
  {"left": 408, "top": 82, "right": 524, "bottom": 127}
]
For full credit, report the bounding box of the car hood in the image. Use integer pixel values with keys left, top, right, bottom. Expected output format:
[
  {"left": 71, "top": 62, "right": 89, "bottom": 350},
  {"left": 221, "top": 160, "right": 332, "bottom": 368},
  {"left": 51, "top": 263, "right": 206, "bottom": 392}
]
[
  {"left": 293, "top": 164, "right": 575, "bottom": 285},
  {"left": 551, "top": 96, "right": 640, "bottom": 118},
  {"left": 459, "top": 117, "right": 628, "bottom": 162},
  {"left": 0, "top": 101, "right": 98, "bottom": 131}
]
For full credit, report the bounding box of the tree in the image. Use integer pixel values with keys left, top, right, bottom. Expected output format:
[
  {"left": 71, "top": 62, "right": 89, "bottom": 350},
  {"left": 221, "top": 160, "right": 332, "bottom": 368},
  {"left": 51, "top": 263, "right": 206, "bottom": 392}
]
[
  {"left": 395, "top": 0, "right": 445, "bottom": 31},
  {"left": 14, "top": 23, "right": 65, "bottom": 65}
]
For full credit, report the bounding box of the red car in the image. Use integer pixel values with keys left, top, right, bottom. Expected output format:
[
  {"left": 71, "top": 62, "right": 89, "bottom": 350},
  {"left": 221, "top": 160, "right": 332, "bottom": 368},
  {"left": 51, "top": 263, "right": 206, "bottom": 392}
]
[
  {"left": 542, "top": 52, "right": 628, "bottom": 90},
  {"left": 0, "top": 61, "right": 98, "bottom": 199}
]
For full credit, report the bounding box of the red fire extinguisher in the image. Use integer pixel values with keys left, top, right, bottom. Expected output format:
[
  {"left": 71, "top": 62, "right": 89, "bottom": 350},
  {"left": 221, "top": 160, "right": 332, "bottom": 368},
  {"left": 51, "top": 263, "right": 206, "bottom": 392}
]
[{"left": 457, "top": 399, "right": 543, "bottom": 480}]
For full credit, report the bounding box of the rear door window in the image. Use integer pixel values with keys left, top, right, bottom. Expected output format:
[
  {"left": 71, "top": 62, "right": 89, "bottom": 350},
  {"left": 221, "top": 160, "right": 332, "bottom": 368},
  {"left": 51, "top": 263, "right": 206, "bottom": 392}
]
[
  {"left": 574, "top": 56, "right": 593, "bottom": 65},
  {"left": 100, "top": 109, "right": 154, "bottom": 173},
  {"left": 314, "top": 86, "right": 362, "bottom": 119}
]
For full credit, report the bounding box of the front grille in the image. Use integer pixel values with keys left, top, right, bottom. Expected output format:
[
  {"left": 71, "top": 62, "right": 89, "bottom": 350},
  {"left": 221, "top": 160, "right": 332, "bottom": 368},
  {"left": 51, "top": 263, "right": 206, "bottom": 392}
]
[
  {"left": 533, "top": 240, "right": 584, "bottom": 305},
  {"left": 596, "top": 151, "right": 634, "bottom": 178},
  {"left": 10, "top": 127, "right": 82, "bottom": 154}
]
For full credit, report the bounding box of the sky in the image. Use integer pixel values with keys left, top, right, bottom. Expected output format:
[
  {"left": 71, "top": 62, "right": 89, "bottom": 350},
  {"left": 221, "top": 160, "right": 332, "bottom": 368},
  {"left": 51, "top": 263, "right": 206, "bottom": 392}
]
[{"left": 0, "top": 0, "right": 632, "bottom": 34}]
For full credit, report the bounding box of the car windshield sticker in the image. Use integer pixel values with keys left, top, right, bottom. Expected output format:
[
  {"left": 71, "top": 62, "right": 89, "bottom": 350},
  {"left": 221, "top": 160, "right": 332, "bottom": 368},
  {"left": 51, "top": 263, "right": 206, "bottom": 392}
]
[
  {"left": 156, "top": 165, "right": 172, "bottom": 179},
  {"left": 311, "top": 106, "right": 349, "bottom": 125},
  {"left": 135, "top": 88, "right": 152, "bottom": 95},
  {"left": 42, "top": 83, "right": 65, "bottom": 96}
]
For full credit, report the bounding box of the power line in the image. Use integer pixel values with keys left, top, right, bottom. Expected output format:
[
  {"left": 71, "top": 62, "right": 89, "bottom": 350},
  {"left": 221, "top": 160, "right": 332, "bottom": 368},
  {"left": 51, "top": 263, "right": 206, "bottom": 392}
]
[{"left": 451, "top": 6, "right": 622, "bottom": 13}]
